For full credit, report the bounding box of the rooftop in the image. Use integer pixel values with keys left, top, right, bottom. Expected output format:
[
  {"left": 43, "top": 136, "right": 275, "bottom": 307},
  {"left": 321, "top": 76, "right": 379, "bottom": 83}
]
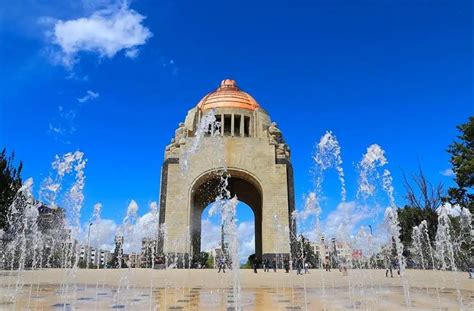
[{"left": 197, "top": 79, "right": 260, "bottom": 111}]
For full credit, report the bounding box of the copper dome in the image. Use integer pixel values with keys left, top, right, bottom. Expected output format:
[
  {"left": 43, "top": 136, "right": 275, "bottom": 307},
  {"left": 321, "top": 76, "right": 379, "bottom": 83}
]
[{"left": 197, "top": 79, "right": 260, "bottom": 111}]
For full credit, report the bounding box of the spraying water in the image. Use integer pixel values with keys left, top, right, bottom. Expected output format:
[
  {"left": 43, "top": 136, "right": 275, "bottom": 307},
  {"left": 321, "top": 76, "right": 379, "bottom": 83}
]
[
  {"left": 313, "top": 131, "right": 346, "bottom": 202},
  {"left": 312, "top": 131, "right": 348, "bottom": 241},
  {"left": 435, "top": 203, "right": 464, "bottom": 308},
  {"left": 358, "top": 144, "right": 411, "bottom": 306},
  {"left": 114, "top": 200, "right": 139, "bottom": 307},
  {"left": 180, "top": 109, "right": 220, "bottom": 173}
]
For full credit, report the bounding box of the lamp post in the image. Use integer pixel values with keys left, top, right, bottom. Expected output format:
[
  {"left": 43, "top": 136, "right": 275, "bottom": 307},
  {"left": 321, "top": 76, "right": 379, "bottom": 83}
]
[
  {"left": 331, "top": 237, "right": 337, "bottom": 269},
  {"left": 87, "top": 222, "right": 93, "bottom": 269}
]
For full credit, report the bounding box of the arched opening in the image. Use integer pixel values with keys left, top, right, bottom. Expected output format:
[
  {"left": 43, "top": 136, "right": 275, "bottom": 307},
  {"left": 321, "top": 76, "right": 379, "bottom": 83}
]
[
  {"left": 190, "top": 170, "right": 263, "bottom": 262},
  {"left": 200, "top": 201, "right": 255, "bottom": 266}
]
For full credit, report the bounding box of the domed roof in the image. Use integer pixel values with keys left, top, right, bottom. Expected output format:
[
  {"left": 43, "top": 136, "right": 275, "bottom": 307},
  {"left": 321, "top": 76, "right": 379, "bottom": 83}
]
[{"left": 197, "top": 79, "right": 260, "bottom": 111}]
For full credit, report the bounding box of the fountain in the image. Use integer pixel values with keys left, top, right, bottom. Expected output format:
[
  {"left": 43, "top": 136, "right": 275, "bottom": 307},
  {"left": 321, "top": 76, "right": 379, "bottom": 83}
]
[{"left": 1, "top": 132, "right": 473, "bottom": 310}]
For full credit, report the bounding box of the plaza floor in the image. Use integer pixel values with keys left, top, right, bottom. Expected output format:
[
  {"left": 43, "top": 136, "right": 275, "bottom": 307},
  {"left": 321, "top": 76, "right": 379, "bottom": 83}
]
[{"left": 0, "top": 269, "right": 472, "bottom": 310}]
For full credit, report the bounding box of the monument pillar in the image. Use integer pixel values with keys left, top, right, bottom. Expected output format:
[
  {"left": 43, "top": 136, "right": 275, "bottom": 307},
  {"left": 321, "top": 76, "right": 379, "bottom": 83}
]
[{"left": 158, "top": 79, "right": 296, "bottom": 265}]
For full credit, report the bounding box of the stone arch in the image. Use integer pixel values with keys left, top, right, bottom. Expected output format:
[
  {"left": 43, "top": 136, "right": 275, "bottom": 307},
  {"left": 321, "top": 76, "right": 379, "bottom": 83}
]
[
  {"left": 189, "top": 168, "right": 263, "bottom": 260},
  {"left": 159, "top": 79, "right": 296, "bottom": 266}
]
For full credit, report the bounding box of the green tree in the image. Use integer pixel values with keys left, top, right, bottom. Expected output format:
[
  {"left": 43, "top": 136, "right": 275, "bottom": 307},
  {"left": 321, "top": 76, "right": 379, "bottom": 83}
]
[
  {"left": 398, "top": 166, "right": 442, "bottom": 252},
  {"left": 296, "top": 234, "right": 319, "bottom": 267},
  {"left": 0, "top": 149, "right": 23, "bottom": 230},
  {"left": 398, "top": 206, "right": 438, "bottom": 252},
  {"left": 206, "top": 253, "right": 214, "bottom": 268},
  {"left": 197, "top": 251, "right": 210, "bottom": 268},
  {"left": 243, "top": 253, "right": 256, "bottom": 269},
  {"left": 447, "top": 116, "right": 474, "bottom": 213}
]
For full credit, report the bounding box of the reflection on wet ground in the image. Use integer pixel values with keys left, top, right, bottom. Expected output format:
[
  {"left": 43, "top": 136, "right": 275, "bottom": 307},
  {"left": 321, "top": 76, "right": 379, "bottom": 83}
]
[{"left": 1, "top": 283, "right": 472, "bottom": 310}]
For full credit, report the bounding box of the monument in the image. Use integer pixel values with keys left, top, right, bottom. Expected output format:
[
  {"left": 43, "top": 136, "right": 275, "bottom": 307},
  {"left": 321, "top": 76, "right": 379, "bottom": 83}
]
[{"left": 158, "top": 79, "right": 296, "bottom": 264}]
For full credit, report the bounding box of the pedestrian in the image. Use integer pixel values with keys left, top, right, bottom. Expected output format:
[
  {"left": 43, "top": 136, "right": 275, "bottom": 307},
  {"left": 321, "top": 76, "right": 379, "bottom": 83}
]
[
  {"left": 273, "top": 259, "right": 277, "bottom": 272},
  {"left": 218, "top": 257, "right": 225, "bottom": 273},
  {"left": 304, "top": 262, "right": 309, "bottom": 274},
  {"left": 253, "top": 261, "right": 258, "bottom": 273},
  {"left": 263, "top": 259, "right": 269, "bottom": 272},
  {"left": 296, "top": 256, "right": 303, "bottom": 275},
  {"left": 284, "top": 259, "right": 290, "bottom": 273},
  {"left": 385, "top": 260, "right": 393, "bottom": 278},
  {"left": 325, "top": 260, "right": 331, "bottom": 272}
]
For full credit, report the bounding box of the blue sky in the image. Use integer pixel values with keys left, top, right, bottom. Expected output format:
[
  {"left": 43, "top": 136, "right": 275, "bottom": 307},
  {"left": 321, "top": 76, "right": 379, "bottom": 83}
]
[{"left": 0, "top": 0, "right": 471, "bottom": 255}]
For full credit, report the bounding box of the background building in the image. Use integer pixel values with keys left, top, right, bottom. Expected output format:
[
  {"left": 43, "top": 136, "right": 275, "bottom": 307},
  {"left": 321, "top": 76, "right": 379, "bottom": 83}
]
[{"left": 140, "top": 237, "right": 157, "bottom": 268}]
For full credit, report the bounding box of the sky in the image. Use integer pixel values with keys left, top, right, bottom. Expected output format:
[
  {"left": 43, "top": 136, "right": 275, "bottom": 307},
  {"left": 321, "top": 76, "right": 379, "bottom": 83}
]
[{"left": 0, "top": 0, "right": 472, "bottom": 261}]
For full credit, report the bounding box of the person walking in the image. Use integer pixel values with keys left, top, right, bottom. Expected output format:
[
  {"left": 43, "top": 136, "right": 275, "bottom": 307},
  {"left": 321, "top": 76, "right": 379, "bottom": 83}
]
[
  {"left": 342, "top": 263, "right": 348, "bottom": 276},
  {"left": 218, "top": 257, "right": 225, "bottom": 273},
  {"left": 385, "top": 259, "right": 393, "bottom": 278},
  {"left": 272, "top": 259, "right": 277, "bottom": 272},
  {"left": 304, "top": 261, "right": 309, "bottom": 274},
  {"left": 325, "top": 259, "right": 331, "bottom": 272},
  {"left": 253, "top": 260, "right": 258, "bottom": 273},
  {"left": 264, "top": 259, "right": 269, "bottom": 272},
  {"left": 296, "top": 256, "right": 303, "bottom": 275},
  {"left": 284, "top": 259, "right": 290, "bottom": 273}
]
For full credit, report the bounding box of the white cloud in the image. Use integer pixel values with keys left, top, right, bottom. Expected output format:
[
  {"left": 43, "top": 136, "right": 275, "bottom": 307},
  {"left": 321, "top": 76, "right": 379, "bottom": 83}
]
[
  {"left": 49, "top": 123, "right": 65, "bottom": 135},
  {"left": 201, "top": 218, "right": 221, "bottom": 252},
  {"left": 49, "top": 90, "right": 97, "bottom": 142},
  {"left": 440, "top": 168, "right": 455, "bottom": 177},
  {"left": 124, "top": 48, "right": 139, "bottom": 59},
  {"left": 321, "top": 201, "right": 380, "bottom": 239},
  {"left": 82, "top": 201, "right": 255, "bottom": 262},
  {"left": 201, "top": 218, "right": 255, "bottom": 263},
  {"left": 237, "top": 221, "right": 255, "bottom": 263},
  {"left": 84, "top": 218, "right": 118, "bottom": 251},
  {"left": 77, "top": 90, "right": 99, "bottom": 103},
  {"left": 48, "top": 104, "right": 78, "bottom": 143},
  {"left": 80, "top": 201, "right": 159, "bottom": 253},
  {"left": 49, "top": 3, "right": 152, "bottom": 67}
]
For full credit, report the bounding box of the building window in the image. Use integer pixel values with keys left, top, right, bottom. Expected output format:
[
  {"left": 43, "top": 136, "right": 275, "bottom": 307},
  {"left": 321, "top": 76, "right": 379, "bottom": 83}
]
[
  {"left": 234, "top": 115, "right": 241, "bottom": 136},
  {"left": 215, "top": 114, "right": 222, "bottom": 135},
  {"left": 224, "top": 114, "right": 232, "bottom": 136},
  {"left": 244, "top": 116, "right": 250, "bottom": 137}
]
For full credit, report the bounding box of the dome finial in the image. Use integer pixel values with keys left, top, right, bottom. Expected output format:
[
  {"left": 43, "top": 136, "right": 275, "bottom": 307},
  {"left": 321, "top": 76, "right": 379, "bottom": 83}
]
[
  {"left": 197, "top": 79, "right": 260, "bottom": 111},
  {"left": 219, "top": 79, "right": 238, "bottom": 90}
]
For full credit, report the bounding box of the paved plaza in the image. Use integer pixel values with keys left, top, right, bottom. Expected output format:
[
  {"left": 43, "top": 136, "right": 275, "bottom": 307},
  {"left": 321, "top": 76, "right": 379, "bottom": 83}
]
[{"left": 1, "top": 269, "right": 472, "bottom": 310}]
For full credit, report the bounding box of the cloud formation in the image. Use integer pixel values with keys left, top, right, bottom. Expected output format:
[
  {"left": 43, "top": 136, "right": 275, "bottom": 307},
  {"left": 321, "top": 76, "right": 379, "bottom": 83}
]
[
  {"left": 49, "top": 3, "right": 152, "bottom": 67},
  {"left": 49, "top": 90, "right": 98, "bottom": 142},
  {"left": 200, "top": 217, "right": 256, "bottom": 263},
  {"left": 87, "top": 218, "right": 118, "bottom": 250},
  {"left": 440, "top": 168, "right": 455, "bottom": 177},
  {"left": 84, "top": 201, "right": 159, "bottom": 253},
  {"left": 77, "top": 90, "right": 99, "bottom": 103},
  {"left": 299, "top": 200, "right": 381, "bottom": 241}
]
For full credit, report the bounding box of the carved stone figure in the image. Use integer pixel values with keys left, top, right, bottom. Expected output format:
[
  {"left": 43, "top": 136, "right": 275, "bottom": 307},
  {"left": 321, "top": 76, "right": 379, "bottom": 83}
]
[
  {"left": 276, "top": 143, "right": 291, "bottom": 159},
  {"left": 165, "top": 138, "right": 179, "bottom": 157},
  {"left": 268, "top": 122, "right": 283, "bottom": 145},
  {"left": 175, "top": 122, "right": 187, "bottom": 146}
]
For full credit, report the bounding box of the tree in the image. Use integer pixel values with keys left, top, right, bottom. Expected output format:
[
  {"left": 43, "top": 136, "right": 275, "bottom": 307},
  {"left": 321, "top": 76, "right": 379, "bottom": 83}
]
[
  {"left": 243, "top": 253, "right": 256, "bottom": 269},
  {"left": 296, "top": 234, "right": 319, "bottom": 267},
  {"left": 193, "top": 251, "right": 211, "bottom": 268},
  {"left": 447, "top": 116, "right": 474, "bottom": 213},
  {"left": 398, "top": 166, "right": 442, "bottom": 249},
  {"left": 0, "top": 149, "right": 23, "bottom": 230},
  {"left": 206, "top": 253, "right": 214, "bottom": 268}
]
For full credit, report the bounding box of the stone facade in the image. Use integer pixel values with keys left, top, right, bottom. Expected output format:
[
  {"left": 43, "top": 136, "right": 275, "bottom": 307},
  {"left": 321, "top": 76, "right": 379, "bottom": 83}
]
[{"left": 158, "top": 79, "right": 296, "bottom": 263}]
